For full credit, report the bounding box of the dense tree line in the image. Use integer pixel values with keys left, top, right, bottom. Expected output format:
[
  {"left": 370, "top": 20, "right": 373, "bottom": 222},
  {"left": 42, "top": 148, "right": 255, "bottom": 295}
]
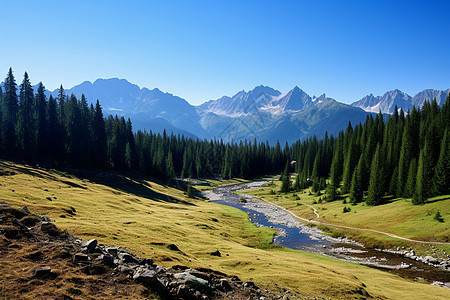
[
  {"left": 289, "top": 94, "right": 450, "bottom": 205},
  {"left": 1, "top": 68, "right": 448, "bottom": 206},
  {"left": 0, "top": 69, "right": 288, "bottom": 181}
]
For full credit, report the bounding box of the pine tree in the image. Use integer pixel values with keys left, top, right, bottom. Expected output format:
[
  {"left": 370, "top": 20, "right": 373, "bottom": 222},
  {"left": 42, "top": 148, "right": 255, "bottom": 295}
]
[
  {"left": 404, "top": 158, "right": 417, "bottom": 198},
  {"left": 341, "top": 142, "right": 357, "bottom": 194},
  {"left": 413, "top": 140, "right": 433, "bottom": 204},
  {"left": 2, "top": 68, "right": 18, "bottom": 154},
  {"left": 166, "top": 151, "right": 176, "bottom": 181},
  {"left": 280, "top": 160, "right": 291, "bottom": 193},
  {"left": 17, "top": 72, "right": 36, "bottom": 156},
  {"left": 366, "top": 144, "right": 385, "bottom": 205},
  {"left": 91, "top": 100, "right": 107, "bottom": 168},
  {"left": 35, "top": 82, "right": 47, "bottom": 155},
  {"left": 431, "top": 128, "right": 449, "bottom": 195},
  {"left": 397, "top": 119, "right": 412, "bottom": 197},
  {"left": 46, "top": 95, "right": 59, "bottom": 159},
  {"left": 326, "top": 147, "right": 342, "bottom": 201},
  {"left": 413, "top": 149, "right": 426, "bottom": 205},
  {"left": 349, "top": 155, "right": 364, "bottom": 204}
]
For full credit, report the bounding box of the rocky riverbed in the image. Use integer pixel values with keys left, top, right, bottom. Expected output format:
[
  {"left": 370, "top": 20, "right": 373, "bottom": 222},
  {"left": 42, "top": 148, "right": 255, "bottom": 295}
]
[{"left": 202, "top": 181, "right": 450, "bottom": 287}]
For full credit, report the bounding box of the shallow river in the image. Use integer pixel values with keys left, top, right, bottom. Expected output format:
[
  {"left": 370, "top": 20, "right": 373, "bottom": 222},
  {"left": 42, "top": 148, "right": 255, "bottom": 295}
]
[{"left": 201, "top": 181, "right": 450, "bottom": 285}]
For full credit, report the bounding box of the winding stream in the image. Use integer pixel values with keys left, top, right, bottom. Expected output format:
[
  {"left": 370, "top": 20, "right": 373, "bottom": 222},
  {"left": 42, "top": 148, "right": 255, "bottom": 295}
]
[{"left": 201, "top": 181, "right": 450, "bottom": 286}]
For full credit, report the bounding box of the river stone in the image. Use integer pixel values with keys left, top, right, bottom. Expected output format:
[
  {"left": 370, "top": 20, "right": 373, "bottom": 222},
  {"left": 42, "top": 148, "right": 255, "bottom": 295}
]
[{"left": 424, "top": 256, "right": 438, "bottom": 264}]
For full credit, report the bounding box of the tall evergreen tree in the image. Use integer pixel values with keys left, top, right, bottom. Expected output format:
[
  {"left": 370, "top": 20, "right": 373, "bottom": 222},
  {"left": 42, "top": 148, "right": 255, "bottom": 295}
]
[
  {"left": 166, "top": 150, "right": 176, "bottom": 181},
  {"left": 404, "top": 158, "right": 417, "bottom": 198},
  {"left": 413, "top": 138, "right": 433, "bottom": 204},
  {"left": 280, "top": 160, "right": 291, "bottom": 193},
  {"left": 431, "top": 128, "right": 449, "bottom": 195},
  {"left": 349, "top": 155, "right": 364, "bottom": 204},
  {"left": 91, "top": 100, "right": 107, "bottom": 168},
  {"left": 17, "top": 72, "right": 35, "bottom": 156},
  {"left": 326, "top": 147, "right": 342, "bottom": 201},
  {"left": 35, "top": 82, "right": 47, "bottom": 155},
  {"left": 366, "top": 144, "right": 385, "bottom": 205},
  {"left": 2, "top": 68, "right": 18, "bottom": 154}
]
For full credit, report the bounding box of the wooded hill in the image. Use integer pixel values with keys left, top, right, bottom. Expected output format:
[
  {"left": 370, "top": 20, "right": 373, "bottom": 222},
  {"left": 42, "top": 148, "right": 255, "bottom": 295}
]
[{"left": 1, "top": 68, "right": 449, "bottom": 205}]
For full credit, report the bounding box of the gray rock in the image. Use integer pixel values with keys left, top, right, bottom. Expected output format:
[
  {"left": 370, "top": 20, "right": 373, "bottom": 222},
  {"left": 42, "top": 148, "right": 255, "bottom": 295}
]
[
  {"left": 133, "top": 269, "right": 157, "bottom": 284},
  {"left": 118, "top": 264, "right": 134, "bottom": 273},
  {"left": 424, "top": 256, "right": 439, "bottom": 264},
  {"left": 106, "top": 247, "right": 118, "bottom": 257},
  {"left": 174, "top": 272, "right": 210, "bottom": 293},
  {"left": 83, "top": 239, "right": 98, "bottom": 252},
  {"left": 118, "top": 253, "right": 139, "bottom": 264},
  {"left": 219, "top": 278, "right": 231, "bottom": 291},
  {"left": 33, "top": 266, "right": 52, "bottom": 277},
  {"left": 74, "top": 253, "right": 89, "bottom": 263},
  {"left": 99, "top": 254, "right": 115, "bottom": 266}
]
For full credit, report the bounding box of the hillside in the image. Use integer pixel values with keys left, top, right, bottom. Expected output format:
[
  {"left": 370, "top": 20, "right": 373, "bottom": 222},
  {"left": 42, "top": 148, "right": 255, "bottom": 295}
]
[{"left": 1, "top": 160, "right": 449, "bottom": 299}]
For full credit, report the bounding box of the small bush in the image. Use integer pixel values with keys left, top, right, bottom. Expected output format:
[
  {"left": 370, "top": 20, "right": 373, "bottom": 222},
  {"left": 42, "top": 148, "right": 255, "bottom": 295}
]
[
  {"left": 434, "top": 210, "right": 444, "bottom": 222},
  {"left": 343, "top": 206, "right": 351, "bottom": 213}
]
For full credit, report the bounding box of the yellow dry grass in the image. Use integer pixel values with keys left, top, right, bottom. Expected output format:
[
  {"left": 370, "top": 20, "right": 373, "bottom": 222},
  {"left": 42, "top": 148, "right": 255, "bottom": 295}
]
[{"left": 1, "top": 161, "right": 449, "bottom": 299}]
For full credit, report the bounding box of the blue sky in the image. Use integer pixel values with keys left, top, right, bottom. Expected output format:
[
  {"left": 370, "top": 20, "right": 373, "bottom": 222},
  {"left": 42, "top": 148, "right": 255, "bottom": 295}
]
[{"left": 1, "top": 0, "right": 449, "bottom": 105}]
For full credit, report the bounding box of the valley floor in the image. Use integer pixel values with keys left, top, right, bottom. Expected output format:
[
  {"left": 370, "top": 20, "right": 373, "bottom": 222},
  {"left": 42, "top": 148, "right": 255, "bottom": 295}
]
[{"left": 1, "top": 160, "right": 449, "bottom": 299}]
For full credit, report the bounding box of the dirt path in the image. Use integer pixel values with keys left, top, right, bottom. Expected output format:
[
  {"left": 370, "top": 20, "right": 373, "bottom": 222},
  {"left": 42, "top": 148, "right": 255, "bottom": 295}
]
[{"left": 254, "top": 196, "right": 450, "bottom": 245}]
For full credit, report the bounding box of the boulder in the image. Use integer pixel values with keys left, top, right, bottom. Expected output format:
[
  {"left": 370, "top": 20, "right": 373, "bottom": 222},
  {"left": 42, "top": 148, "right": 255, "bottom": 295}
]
[
  {"left": 99, "top": 254, "right": 115, "bottom": 266},
  {"left": 118, "top": 253, "right": 139, "bottom": 264},
  {"left": 82, "top": 239, "right": 97, "bottom": 252},
  {"left": 219, "top": 278, "right": 232, "bottom": 291},
  {"left": 423, "top": 256, "right": 439, "bottom": 264},
  {"left": 133, "top": 269, "right": 157, "bottom": 285},
  {"left": 174, "top": 272, "right": 210, "bottom": 293},
  {"left": 33, "top": 266, "right": 52, "bottom": 277},
  {"left": 106, "top": 247, "right": 118, "bottom": 257},
  {"left": 73, "top": 253, "right": 89, "bottom": 262}
]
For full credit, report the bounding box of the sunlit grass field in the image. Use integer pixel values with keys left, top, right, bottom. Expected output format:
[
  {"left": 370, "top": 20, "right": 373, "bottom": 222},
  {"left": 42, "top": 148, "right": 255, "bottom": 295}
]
[{"left": 1, "top": 160, "right": 449, "bottom": 299}]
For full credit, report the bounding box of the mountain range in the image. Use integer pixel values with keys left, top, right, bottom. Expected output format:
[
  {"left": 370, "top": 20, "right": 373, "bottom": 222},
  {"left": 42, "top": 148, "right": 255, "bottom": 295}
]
[{"left": 1, "top": 79, "right": 448, "bottom": 144}]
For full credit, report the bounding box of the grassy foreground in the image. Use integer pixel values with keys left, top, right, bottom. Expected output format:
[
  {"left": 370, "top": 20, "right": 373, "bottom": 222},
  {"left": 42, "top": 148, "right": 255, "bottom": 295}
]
[
  {"left": 243, "top": 177, "right": 450, "bottom": 256},
  {"left": 1, "top": 160, "right": 449, "bottom": 299}
]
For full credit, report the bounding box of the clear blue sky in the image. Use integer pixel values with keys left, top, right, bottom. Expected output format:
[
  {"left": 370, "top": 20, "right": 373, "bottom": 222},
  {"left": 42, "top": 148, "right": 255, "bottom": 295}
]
[{"left": 1, "top": 0, "right": 449, "bottom": 105}]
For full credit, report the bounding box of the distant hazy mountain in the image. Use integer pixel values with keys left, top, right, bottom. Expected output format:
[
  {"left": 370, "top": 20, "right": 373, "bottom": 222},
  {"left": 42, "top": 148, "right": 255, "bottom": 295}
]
[
  {"left": 197, "top": 85, "right": 281, "bottom": 116},
  {"left": 49, "top": 78, "right": 205, "bottom": 137},
  {"left": 352, "top": 89, "right": 449, "bottom": 114},
  {"left": 197, "top": 86, "right": 371, "bottom": 144}
]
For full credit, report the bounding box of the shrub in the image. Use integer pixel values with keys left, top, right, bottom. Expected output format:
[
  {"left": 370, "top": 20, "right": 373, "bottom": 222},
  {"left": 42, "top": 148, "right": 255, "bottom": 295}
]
[{"left": 434, "top": 210, "right": 444, "bottom": 222}]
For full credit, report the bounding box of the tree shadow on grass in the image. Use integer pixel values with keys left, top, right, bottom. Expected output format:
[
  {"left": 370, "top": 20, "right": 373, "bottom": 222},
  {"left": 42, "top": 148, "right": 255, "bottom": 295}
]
[
  {"left": 1, "top": 160, "right": 195, "bottom": 206},
  {"left": 73, "top": 170, "right": 195, "bottom": 206}
]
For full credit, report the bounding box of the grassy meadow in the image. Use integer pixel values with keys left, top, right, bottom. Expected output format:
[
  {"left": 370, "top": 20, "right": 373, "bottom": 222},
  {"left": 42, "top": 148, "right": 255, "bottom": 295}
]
[
  {"left": 1, "top": 160, "right": 449, "bottom": 299},
  {"left": 242, "top": 176, "right": 450, "bottom": 256}
]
